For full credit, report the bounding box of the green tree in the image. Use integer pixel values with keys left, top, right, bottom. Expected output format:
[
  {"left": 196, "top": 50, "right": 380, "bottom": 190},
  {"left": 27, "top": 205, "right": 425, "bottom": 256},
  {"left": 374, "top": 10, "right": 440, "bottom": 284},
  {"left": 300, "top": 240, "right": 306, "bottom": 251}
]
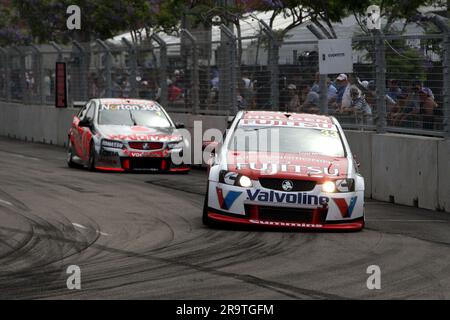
[{"left": 4, "top": 0, "right": 168, "bottom": 44}]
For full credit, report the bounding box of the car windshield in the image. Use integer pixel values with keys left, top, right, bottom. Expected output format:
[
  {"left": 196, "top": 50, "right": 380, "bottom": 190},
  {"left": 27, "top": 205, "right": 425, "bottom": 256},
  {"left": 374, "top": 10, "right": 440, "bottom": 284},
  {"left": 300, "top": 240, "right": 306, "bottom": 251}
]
[
  {"left": 229, "top": 125, "right": 345, "bottom": 157},
  {"left": 98, "top": 106, "right": 172, "bottom": 128}
]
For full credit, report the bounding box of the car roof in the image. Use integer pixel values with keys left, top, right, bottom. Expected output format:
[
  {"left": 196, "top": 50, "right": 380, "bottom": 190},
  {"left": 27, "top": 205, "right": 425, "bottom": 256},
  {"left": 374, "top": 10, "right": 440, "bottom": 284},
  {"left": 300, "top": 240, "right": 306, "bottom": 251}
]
[
  {"left": 239, "top": 110, "right": 336, "bottom": 129},
  {"left": 98, "top": 98, "right": 158, "bottom": 105},
  {"left": 241, "top": 111, "right": 333, "bottom": 123}
]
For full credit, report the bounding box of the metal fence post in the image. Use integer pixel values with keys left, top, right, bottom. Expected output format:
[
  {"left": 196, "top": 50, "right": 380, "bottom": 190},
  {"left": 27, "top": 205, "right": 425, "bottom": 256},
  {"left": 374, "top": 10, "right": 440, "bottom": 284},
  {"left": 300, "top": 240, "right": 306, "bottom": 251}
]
[
  {"left": 219, "top": 24, "right": 237, "bottom": 114},
  {"left": 30, "top": 45, "right": 44, "bottom": 105},
  {"left": 73, "top": 41, "right": 89, "bottom": 102},
  {"left": 96, "top": 39, "right": 112, "bottom": 97},
  {"left": 12, "top": 46, "right": 27, "bottom": 103},
  {"left": 181, "top": 29, "right": 200, "bottom": 114},
  {"left": 0, "top": 47, "right": 10, "bottom": 101},
  {"left": 306, "top": 25, "right": 328, "bottom": 115},
  {"left": 260, "top": 20, "right": 279, "bottom": 111},
  {"left": 374, "top": 30, "right": 387, "bottom": 133},
  {"left": 50, "top": 41, "right": 63, "bottom": 62},
  {"left": 151, "top": 34, "right": 168, "bottom": 108},
  {"left": 443, "top": 31, "right": 450, "bottom": 138},
  {"left": 122, "top": 38, "right": 138, "bottom": 98}
]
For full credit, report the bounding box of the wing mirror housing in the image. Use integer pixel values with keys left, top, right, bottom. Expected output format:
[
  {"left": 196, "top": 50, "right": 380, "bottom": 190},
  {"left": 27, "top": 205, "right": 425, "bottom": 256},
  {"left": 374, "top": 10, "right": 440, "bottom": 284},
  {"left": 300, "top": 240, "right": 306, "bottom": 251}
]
[
  {"left": 78, "top": 118, "right": 92, "bottom": 128},
  {"left": 175, "top": 122, "right": 185, "bottom": 129}
]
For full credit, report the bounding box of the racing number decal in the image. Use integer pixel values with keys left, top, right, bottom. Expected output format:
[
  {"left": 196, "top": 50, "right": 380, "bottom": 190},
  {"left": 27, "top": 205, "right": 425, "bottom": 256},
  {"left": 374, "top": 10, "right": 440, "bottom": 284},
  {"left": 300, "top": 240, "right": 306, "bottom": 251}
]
[{"left": 320, "top": 130, "right": 338, "bottom": 138}]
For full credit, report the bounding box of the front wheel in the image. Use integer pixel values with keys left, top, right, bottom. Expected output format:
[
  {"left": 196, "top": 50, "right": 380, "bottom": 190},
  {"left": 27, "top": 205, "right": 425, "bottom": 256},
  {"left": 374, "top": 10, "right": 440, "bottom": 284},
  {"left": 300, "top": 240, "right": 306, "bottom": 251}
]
[
  {"left": 67, "top": 141, "right": 81, "bottom": 169},
  {"left": 202, "top": 184, "right": 220, "bottom": 228},
  {"left": 87, "top": 143, "right": 97, "bottom": 171}
]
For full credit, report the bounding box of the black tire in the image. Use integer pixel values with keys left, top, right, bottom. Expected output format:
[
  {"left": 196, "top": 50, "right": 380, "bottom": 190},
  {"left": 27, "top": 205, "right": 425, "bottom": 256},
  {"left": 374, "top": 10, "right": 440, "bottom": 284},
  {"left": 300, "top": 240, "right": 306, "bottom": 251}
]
[
  {"left": 67, "top": 141, "right": 81, "bottom": 169},
  {"left": 202, "top": 194, "right": 211, "bottom": 226},
  {"left": 87, "top": 142, "right": 97, "bottom": 171},
  {"left": 202, "top": 184, "right": 220, "bottom": 228}
]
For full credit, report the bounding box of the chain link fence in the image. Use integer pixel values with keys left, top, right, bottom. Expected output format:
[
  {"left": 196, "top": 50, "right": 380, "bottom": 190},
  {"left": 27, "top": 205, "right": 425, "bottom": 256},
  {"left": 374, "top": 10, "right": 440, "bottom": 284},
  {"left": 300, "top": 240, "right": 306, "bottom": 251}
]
[{"left": 0, "top": 25, "right": 448, "bottom": 138}]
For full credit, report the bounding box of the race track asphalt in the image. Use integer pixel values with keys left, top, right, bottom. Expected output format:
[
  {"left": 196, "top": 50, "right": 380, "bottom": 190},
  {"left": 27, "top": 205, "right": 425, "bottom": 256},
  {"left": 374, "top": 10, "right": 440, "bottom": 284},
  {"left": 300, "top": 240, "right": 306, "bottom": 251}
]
[{"left": 0, "top": 137, "right": 449, "bottom": 299}]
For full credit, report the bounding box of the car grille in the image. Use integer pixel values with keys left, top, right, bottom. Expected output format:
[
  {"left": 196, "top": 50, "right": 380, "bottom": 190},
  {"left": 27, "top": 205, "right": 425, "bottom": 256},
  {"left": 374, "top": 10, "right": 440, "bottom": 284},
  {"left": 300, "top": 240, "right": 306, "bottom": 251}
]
[
  {"left": 126, "top": 158, "right": 164, "bottom": 170},
  {"left": 258, "top": 178, "right": 316, "bottom": 191},
  {"left": 128, "top": 142, "right": 164, "bottom": 150},
  {"left": 257, "top": 206, "right": 314, "bottom": 223}
]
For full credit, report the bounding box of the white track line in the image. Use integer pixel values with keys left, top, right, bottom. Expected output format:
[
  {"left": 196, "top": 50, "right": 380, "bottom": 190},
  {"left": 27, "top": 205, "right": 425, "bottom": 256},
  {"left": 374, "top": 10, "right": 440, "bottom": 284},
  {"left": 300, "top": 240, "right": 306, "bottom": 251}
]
[
  {"left": 72, "top": 222, "right": 88, "bottom": 229},
  {"left": 0, "top": 199, "right": 13, "bottom": 206},
  {"left": 72, "top": 222, "right": 110, "bottom": 236}
]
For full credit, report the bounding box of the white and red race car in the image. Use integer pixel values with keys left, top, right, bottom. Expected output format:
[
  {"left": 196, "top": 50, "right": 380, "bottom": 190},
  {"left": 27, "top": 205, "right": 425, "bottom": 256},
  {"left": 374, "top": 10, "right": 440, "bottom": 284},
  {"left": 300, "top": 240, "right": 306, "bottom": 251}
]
[
  {"left": 203, "top": 111, "right": 365, "bottom": 231},
  {"left": 67, "top": 98, "right": 189, "bottom": 173}
]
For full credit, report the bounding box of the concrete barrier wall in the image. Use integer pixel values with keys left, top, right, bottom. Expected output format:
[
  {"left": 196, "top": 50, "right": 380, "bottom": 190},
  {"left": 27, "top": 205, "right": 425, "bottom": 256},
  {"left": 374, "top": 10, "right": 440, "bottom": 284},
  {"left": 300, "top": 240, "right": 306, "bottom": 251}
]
[
  {"left": 0, "top": 101, "right": 76, "bottom": 146},
  {"left": 1, "top": 101, "right": 449, "bottom": 212},
  {"left": 371, "top": 133, "right": 440, "bottom": 210},
  {"left": 344, "top": 131, "right": 373, "bottom": 198}
]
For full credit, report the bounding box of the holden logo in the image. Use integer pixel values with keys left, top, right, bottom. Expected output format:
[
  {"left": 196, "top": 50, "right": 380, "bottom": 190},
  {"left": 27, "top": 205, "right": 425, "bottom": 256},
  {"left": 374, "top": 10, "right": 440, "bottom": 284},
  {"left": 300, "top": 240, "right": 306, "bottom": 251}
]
[
  {"left": 142, "top": 143, "right": 149, "bottom": 150},
  {"left": 281, "top": 180, "right": 294, "bottom": 191}
]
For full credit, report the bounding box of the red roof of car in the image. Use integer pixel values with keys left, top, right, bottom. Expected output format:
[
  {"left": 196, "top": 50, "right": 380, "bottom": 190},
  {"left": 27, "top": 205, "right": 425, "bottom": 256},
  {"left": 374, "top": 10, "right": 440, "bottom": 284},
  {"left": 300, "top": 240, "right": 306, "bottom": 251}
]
[
  {"left": 99, "top": 98, "right": 157, "bottom": 104},
  {"left": 241, "top": 111, "right": 334, "bottom": 129},
  {"left": 243, "top": 111, "right": 331, "bottom": 122}
]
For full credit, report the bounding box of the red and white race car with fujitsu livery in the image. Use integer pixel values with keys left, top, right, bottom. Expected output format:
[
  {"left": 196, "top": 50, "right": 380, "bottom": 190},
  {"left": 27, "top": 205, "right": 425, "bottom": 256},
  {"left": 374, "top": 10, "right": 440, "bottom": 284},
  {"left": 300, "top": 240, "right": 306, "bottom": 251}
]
[
  {"left": 203, "top": 111, "right": 365, "bottom": 231},
  {"left": 67, "top": 98, "right": 189, "bottom": 172}
]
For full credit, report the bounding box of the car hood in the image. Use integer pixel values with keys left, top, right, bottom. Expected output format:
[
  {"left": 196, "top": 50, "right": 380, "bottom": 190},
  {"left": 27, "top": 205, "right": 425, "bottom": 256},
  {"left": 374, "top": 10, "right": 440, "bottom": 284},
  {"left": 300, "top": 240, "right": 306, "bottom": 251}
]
[
  {"left": 97, "top": 125, "right": 181, "bottom": 142},
  {"left": 225, "top": 151, "right": 349, "bottom": 180}
]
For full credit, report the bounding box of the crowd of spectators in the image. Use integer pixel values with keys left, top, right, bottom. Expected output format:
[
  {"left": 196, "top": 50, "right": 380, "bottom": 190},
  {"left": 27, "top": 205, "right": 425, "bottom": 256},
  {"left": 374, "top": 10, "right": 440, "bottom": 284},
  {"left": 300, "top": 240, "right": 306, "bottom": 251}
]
[
  {"left": 1, "top": 65, "right": 441, "bottom": 131},
  {"left": 231, "top": 71, "right": 441, "bottom": 130}
]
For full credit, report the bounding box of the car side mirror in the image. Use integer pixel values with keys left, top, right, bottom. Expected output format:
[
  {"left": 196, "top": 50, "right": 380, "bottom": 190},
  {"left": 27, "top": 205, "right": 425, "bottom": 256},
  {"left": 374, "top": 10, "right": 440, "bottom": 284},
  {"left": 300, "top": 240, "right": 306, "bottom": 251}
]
[
  {"left": 175, "top": 122, "right": 185, "bottom": 129},
  {"left": 79, "top": 118, "right": 92, "bottom": 128}
]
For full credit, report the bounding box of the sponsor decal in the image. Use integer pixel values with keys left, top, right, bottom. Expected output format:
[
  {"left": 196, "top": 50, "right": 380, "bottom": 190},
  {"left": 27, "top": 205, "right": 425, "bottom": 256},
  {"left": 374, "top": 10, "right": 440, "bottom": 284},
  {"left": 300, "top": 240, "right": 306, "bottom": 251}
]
[
  {"left": 100, "top": 103, "right": 160, "bottom": 111},
  {"left": 125, "top": 150, "right": 168, "bottom": 158},
  {"left": 241, "top": 118, "right": 334, "bottom": 129},
  {"left": 236, "top": 163, "right": 339, "bottom": 176},
  {"left": 216, "top": 187, "right": 242, "bottom": 210},
  {"left": 107, "top": 134, "right": 176, "bottom": 142},
  {"left": 243, "top": 112, "right": 332, "bottom": 124},
  {"left": 333, "top": 196, "right": 358, "bottom": 218},
  {"left": 249, "top": 219, "right": 323, "bottom": 228},
  {"left": 246, "top": 189, "right": 329, "bottom": 206}
]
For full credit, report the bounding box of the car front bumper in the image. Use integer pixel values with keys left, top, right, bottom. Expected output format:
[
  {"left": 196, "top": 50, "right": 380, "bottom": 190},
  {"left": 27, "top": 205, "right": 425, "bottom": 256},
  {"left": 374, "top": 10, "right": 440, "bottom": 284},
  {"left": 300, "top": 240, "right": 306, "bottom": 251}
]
[
  {"left": 95, "top": 146, "right": 190, "bottom": 172},
  {"left": 206, "top": 181, "right": 364, "bottom": 230}
]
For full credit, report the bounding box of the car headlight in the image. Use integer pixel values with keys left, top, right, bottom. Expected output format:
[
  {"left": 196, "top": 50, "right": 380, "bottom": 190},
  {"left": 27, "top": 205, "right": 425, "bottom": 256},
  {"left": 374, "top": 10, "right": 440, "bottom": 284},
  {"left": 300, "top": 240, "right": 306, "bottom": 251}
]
[
  {"left": 167, "top": 137, "right": 185, "bottom": 149},
  {"left": 219, "top": 170, "right": 253, "bottom": 188},
  {"left": 322, "top": 179, "right": 355, "bottom": 193},
  {"left": 167, "top": 141, "right": 182, "bottom": 149},
  {"left": 322, "top": 181, "right": 336, "bottom": 193},
  {"left": 238, "top": 175, "right": 252, "bottom": 188},
  {"left": 101, "top": 139, "right": 124, "bottom": 149}
]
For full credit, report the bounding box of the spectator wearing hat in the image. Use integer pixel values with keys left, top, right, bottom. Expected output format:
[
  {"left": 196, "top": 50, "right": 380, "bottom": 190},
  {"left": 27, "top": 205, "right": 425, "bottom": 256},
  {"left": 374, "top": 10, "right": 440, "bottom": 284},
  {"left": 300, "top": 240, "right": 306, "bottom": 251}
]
[
  {"left": 286, "top": 84, "right": 300, "bottom": 112},
  {"left": 332, "top": 73, "right": 360, "bottom": 112}
]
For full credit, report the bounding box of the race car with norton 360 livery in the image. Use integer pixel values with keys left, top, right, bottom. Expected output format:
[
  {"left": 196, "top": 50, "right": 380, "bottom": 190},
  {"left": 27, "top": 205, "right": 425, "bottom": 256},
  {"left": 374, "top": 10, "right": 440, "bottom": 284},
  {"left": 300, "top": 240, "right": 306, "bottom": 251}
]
[
  {"left": 203, "top": 111, "right": 365, "bottom": 231},
  {"left": 67, "top": 98, "right": 189, "bottom": 173}
]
